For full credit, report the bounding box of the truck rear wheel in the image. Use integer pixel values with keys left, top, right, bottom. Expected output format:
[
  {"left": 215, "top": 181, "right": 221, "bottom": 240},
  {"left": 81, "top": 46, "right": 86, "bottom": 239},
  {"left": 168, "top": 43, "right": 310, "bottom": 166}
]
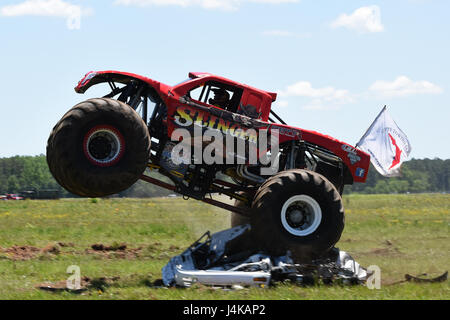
[
  {"left": 46, "top": 98, "right": 150, "bottom": 197},
  {"left": 251, "top": 169, "right": 344, "bottom": 262}
]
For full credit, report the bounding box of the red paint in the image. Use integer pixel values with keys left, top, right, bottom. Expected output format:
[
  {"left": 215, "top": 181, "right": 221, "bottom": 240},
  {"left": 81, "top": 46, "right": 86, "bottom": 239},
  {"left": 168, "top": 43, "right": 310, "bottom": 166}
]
[{"left": 388, "top": 133, "right": 402, "bottom": 169}]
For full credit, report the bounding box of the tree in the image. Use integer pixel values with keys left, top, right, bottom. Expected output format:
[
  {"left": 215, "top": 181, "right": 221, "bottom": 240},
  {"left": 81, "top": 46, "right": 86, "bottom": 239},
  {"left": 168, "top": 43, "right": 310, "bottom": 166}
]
[{"left": 0, "top": 155, "right": 448, "bottom": 196}]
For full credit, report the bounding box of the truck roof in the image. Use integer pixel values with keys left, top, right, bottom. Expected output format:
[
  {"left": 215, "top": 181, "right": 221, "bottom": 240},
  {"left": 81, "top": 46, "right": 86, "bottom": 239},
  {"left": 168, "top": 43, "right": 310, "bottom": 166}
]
[{"left": 188, "top": 72, "right": 277, "bottom": 102}]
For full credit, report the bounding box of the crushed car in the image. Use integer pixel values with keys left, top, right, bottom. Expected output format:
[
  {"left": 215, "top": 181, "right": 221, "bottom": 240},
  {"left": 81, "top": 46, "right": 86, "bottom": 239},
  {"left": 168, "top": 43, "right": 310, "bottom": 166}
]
[{"left": 162, "top": 225, "right": 367, "bottom": 288}]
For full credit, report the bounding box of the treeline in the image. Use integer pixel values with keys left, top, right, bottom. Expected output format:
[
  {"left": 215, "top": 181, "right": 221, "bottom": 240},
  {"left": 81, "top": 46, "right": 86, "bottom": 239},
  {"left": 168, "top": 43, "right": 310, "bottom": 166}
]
[
  {"left": 0, "top": 155, "right": 171, "bottom": 198},
  {"left": 0, "top": 155, "right": 60, "bottom": 195},
  {"left": 0, "top": 155, "right": 448, "bottom": 197},
  {"left": 345, "top": 158, "right": 449, "bottom": 194}
]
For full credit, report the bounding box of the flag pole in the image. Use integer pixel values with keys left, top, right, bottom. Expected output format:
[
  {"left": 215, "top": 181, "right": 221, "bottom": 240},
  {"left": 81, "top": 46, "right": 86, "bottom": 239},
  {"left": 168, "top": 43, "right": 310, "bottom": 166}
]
[{"left": 355, "top": 105, "right": 387, "bottom": 148}]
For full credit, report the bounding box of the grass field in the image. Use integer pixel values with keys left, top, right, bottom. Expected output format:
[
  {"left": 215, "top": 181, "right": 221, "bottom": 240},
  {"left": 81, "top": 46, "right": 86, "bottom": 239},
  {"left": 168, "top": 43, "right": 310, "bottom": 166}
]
[{"left": 0, "top": 193, "right": 448, "bottom": 300}]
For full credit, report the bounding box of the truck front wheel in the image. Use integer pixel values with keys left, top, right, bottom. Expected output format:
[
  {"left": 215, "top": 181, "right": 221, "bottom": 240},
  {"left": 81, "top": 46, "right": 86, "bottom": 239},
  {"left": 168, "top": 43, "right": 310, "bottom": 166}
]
[{"left": 46, "top": 98, "right": 150, "bottom": 197}]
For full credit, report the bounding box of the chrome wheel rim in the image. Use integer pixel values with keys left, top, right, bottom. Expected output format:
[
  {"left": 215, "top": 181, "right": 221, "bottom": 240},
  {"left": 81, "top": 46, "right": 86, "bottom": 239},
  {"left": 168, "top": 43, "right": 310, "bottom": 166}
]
[{"left": 281, "top": 195, "right": 322, "bottom": 236}]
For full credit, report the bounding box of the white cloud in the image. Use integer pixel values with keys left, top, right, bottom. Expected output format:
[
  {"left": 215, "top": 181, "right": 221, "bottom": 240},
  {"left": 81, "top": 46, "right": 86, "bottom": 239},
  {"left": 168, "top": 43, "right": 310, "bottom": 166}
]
[
  {"left": 278, "top": 81, "right": 354, "bottom": 110},
  {"left": 114, "top": 0, "right": 237, "bottom": 11},
  {"left": 369, "top": 76, "right": 443, "bottom": 97},
  {"left": 280, "top": 81, "right": 353, "bottom": 102},
  {"left": 277, "top": 76, "right": 443, "bottom": 111},
  {"left": 114, "top": 0, "right": 299, "bottom": 11},
  {"left": 331, "top": 5, "right": 384, "bottom": 33},
  {"left": 0, "top": 0, "right": 92, "bottom": 30}
]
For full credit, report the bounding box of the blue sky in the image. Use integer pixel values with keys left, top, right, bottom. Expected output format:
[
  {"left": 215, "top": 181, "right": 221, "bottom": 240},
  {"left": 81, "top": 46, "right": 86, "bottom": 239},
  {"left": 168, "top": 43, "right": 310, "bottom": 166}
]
[{"left": 0, "top": 0, "right": 448, "bottom": 159}]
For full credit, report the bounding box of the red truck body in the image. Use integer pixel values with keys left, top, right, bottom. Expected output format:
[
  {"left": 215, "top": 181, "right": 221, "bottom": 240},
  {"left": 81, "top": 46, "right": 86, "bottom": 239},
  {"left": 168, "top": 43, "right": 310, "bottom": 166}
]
[{"left": 76, "top": 70, "right": 370, "bottom": 184}]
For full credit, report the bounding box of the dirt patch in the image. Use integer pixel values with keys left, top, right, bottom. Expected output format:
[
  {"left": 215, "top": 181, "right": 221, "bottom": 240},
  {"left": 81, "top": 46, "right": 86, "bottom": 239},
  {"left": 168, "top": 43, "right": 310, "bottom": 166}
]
[
  {"left": 146, "top": 242, "right": 163, "bottom": 253},
  {"left": 57, "top": 242, "right": 75, "bottom": 248},
  {"left": 384, "top": 271, "right": 448, "bottom": 286},
  {"left": 41, "top": 244, "right": 60, "bottom": 254},
  {"left": 86, "top": 243, "right": 143, "bottom": 259},
  {"left": 369, "top": 248, "right": 391, "bottom": 255},
  {"left": 37, "top": 276, "right": 120, "bottom": 293},
  {"left": 2, "top": 245, "right": 41, "bottom": 260},
  {"left": 1, "top": 243, "right": 61, "bottom": 260},
  {"left": 1, "top": 242, "right": 166, "bottom": 260},
  {"left": 368, "top": 247, "right": 402, "bottom": 256},
  {"left": 353, "top": 246, "right": 403, "bottom": 258},
  {"left": 91, "top": 243, "right": 127, "bottom": 251}
]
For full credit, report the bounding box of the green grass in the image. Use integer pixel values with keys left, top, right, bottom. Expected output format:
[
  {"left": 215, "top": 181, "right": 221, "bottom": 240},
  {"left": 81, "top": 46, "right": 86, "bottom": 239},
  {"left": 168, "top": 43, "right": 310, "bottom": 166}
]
[{"left": 0, "top": 194, "right": 448, "bottom": 300}]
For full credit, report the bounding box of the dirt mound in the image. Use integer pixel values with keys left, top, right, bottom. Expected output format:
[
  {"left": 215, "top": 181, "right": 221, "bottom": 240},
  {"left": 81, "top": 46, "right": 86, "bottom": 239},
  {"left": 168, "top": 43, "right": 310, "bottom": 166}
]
[
  {"left": 1, "top": 244, "right": 61, "bottom": 260},
  {"left": 37, "top": 276, "right": 121, "bottom": 293},
  {"left": 57, "top": 242, "right": 75, "bottom": 247},
  {"left": 86, "top": 243, "right": 142, "bottom": 259},
  {"left": 91, "top": 243, "right": 127, "bottom": 251},
  {"left": 1, "top": 242, "right": 147, "bottom": 260},
  {"left": 41, "top": 244, "right": 61, "bottom": 254},
  {"left": 2, "top": 245, "right": 40, "bottom": 260}
]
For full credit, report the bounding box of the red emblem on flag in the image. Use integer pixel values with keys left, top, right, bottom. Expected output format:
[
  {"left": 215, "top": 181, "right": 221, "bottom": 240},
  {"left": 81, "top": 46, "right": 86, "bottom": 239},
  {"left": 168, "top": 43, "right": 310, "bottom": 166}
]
[{"left": 388, "top": 133, "right": 402, "bottom": 169}]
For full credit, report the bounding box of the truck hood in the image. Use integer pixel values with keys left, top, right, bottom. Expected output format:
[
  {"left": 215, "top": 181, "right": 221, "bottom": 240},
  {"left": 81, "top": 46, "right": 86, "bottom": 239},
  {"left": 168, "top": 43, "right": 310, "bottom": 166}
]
[{"left": 75, "top": 70, "right": 171, "bottom": 96}]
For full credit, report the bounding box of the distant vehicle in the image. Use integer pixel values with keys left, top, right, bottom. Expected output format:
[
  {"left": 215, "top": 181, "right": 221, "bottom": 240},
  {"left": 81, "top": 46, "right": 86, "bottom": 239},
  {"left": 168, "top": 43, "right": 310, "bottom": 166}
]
[
  {"left": 0, "top": 195, "right": 7, "bottom": 200},
  {"left": 20, "top": 191, "right": 36, "bottom": 199},
  {"left": 5, "top": 194, "right": 24, "bottom": 200},
  {"left": 19, "top": 190, "right": 61, "bottom": 200},
  {"left": 35, "top": 190, "right": 60, "bottom": 200}
]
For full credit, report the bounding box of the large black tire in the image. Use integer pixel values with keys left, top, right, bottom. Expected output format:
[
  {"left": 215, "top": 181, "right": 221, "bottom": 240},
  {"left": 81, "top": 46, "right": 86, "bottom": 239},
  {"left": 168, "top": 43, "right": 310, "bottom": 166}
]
[
  {"left": 251, "top": 169, "right": 344, "bottom": 262},
  {"left": 46, "top": 98, "right": 151, "bottom": 197}
]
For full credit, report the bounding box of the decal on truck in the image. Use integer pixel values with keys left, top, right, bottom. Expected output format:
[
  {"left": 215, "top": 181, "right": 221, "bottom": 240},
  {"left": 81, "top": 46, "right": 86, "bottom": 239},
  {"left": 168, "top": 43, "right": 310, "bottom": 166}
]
[{"left": 173, "top": 105, "right": 259, "bottom": 144}]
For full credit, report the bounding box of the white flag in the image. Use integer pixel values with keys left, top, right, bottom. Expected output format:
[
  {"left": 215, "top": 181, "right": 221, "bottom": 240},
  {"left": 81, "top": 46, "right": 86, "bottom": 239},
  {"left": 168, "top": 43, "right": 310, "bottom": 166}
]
[{"left": 356, "top": 106, "right": 411, "bottom": 177}]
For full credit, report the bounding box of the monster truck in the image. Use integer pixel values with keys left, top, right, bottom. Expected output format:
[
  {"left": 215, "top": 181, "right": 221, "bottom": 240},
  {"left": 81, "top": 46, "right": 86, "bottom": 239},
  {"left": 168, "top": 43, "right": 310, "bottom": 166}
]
[{"left": 46, "top": 71, "right": 370, "bottom": 261}]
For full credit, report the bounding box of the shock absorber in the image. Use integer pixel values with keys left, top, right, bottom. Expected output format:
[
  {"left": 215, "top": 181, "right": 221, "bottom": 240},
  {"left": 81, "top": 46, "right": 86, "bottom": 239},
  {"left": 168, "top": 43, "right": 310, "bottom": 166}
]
[{"left": 296, "top": 140, "right": 307, "bottom": 169}]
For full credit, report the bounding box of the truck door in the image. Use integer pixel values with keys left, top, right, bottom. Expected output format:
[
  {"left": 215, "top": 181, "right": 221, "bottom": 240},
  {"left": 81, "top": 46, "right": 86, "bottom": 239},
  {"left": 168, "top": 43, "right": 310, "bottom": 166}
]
[{"left": 238, "top": 91, "right": 263, "bottom": 119}]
